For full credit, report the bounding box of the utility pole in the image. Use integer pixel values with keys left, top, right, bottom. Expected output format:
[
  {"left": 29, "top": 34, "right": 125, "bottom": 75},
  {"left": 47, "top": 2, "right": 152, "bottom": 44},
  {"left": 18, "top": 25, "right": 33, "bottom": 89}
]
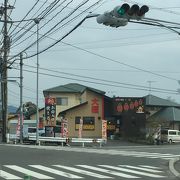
[
  {"left": 1, "top": 0, "right": 8, "bottom": 143},
  {"left": 147, "top": 81, "right": 156, "bottom": 95},
  {"left": 1, "top": 0, "right": 13, "bottom": 142},
  {"left": 19, "top": 53, "right": 23, "bottom": 144},
  {"left": 34, "top": 18, "right": 40, "bottom": 145}
]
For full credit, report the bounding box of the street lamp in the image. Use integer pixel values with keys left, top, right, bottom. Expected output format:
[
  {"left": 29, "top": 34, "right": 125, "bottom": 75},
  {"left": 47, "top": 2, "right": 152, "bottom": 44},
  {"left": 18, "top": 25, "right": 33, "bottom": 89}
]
[{"left": 34, "top": 18, "right": 40, "bottom": 144}]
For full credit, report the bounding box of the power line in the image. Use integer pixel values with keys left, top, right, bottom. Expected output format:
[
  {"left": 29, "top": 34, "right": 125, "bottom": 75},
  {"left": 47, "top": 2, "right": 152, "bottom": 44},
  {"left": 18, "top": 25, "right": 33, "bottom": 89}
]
[
  {"left": 12, "top": 65, "right": 179, "bottom": 95},
  {"left": 9, "top": 1, "right": 103, "bottom": 59}
]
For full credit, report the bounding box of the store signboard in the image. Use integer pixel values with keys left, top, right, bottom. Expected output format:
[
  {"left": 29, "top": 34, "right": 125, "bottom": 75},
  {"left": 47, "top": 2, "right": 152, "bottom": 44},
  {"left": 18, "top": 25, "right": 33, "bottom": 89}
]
[
  {"left": 45, "top": 97, "right": 56, "bottom": 126},
  {"left": 113, "top": 97, "right": 144, "bottom": 115},
  {"left": 102, "top": 120, "right": 107, "bottom": 140}
]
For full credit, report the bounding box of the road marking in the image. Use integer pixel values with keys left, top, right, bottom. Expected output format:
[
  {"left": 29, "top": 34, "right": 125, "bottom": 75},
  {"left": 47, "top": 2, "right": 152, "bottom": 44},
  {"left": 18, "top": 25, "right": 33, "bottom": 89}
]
[
  {"left": 4, "top": 144, "right": 179, "bottom": 160},
  {"left": 76, "top": 165, "right": 139, "bottom": 178},
  {"left": 1, "top": 164, "right": 167, "bottom": 179},
  {"left": 0, "top": 170, "right": 22, "bottom": 179},
  {"left": 139, "top": 165, "right": 162, "bottom": 169},
  {"left": 53, "top": 165, "right": 112, "bottom": 179},
  {"left": 4, "top": 165, "right": 54, "bottom": 179},
  {"left": 30, "top": 165, "right": 83, "bottom": 179},
  {"left": 119, "top": 165, "right": 163, "bottom": 173},
  {"left": 99, "top": 165, "right": 165, "bottom": 178}
]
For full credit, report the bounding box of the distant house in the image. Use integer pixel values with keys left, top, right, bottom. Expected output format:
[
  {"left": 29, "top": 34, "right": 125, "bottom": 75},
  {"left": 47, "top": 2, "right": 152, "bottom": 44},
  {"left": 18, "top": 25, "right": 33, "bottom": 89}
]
[{"left": 145, "top": 94, "right": 180, "bottom": 131}]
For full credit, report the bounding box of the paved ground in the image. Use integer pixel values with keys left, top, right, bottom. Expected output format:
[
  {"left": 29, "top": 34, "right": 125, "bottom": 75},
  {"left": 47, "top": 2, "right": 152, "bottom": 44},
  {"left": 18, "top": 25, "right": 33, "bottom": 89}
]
[{"left": 174, "top": 160, "right": 180, "bottom": 175}]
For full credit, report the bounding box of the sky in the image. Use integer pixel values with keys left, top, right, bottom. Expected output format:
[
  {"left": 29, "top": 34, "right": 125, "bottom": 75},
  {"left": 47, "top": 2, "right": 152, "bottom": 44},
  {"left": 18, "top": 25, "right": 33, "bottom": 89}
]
[{"left": 2, "top": 0, "right": 180, "bottom": 108}]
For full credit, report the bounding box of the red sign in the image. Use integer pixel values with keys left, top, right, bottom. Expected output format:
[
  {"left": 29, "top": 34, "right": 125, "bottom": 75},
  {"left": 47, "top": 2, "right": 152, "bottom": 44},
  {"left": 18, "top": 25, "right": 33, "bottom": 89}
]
[
  {"left": 114, "top": 98, "right": 144, "bottom": 114},
  {"left": 91, "top": 98, "right": 99, "bottom": 113},
  {"left": 102, "top": 120, "right": 107, "bottom": 141}
]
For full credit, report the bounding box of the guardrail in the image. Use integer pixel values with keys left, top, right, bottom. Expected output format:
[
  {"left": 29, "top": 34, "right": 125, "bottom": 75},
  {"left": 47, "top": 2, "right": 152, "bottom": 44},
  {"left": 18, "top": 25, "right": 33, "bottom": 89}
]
[
  {"left": 28, "top": 136, "right": 106, "bottom": 147},
  {"left": 71, "top": 138, "right": 106, "bottom": 147},
  {"left": 28, "top": 136, "right": 67, "bottom": 146}
]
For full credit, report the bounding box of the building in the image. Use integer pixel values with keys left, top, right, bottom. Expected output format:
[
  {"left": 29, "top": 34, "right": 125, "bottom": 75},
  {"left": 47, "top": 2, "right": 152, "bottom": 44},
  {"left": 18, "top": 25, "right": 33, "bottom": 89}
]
[
  {"left": 26, "top": 83, "right": 180, "bottom": 140},
  {"left": 43, "top": 83, "right": 109, "bottom": 138}
]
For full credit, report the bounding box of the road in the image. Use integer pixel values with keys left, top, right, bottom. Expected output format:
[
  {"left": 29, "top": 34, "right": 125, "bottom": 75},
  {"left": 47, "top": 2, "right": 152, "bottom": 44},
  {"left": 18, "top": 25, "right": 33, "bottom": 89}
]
[{"left": 0, "top": 142, "right": 179, "bottom": 180}]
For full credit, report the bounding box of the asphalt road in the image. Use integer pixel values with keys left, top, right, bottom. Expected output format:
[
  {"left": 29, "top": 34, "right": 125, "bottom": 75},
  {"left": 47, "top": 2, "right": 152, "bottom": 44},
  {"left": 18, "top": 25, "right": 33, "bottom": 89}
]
[{"left": 0, "top": 142, "right": 179, "bottom": 180}]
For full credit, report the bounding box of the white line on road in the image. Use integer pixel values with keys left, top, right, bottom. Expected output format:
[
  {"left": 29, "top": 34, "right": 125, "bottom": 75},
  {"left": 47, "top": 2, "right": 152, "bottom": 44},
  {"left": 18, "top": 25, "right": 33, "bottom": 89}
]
[
  {"left": 4, "top": 165, "right": 54, "bottom": 179},
  {"left": 99, "top": 165, "right": 166, "bottom": 178},
  {"left": 30, "top": 165, "right": 83, "bottom": 179},
  {"left": 53, "top": 165, "right": 112, "bottom": 179},
  {"left": 0, "top": 170, "right": 22, "bottom": 179},
  {"left": 76, "top": 165, "right": 139, "bottom": 178},
  {"left": 118, "top": 165, "right": 163, "bottom": 173}
]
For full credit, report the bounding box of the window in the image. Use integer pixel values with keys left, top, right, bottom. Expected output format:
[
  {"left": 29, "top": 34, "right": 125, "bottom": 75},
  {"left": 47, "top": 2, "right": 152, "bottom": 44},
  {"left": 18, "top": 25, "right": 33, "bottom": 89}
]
[
  {"left": 56, "top": 97, "right": 68, "bottom": 106},
  {"left": 75, "top": 116, "right": 81, "bottom": 130},
  {"left": 83, "top": 117, "right": 95, "bottom": 131},
  {"left": 169, "top": 131, "right": 177, "bottom": 135},
  {"left": 75, "top": 116, "right": 95, "bottom": 131}
]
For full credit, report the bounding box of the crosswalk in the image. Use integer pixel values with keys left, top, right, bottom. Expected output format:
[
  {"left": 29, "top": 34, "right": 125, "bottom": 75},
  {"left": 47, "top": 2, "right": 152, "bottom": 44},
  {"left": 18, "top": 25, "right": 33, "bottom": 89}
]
[
  {"left": 4, "top": 144, "right": 180, "bottom": 160},
  {"left": 0, "top": 164, "right": 166, "bottom": 179},
  {"left": 60, "top": 148, "right": 180, "bottom": 160},
  {"left": 50, "top": 148, "right": 180, "bottom": 160}
]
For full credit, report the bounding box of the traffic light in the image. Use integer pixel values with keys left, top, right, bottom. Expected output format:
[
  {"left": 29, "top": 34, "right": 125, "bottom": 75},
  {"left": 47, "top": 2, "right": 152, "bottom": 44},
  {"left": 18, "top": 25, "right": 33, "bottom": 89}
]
[
  {"left": 113, "top": 3, "right": 149, "bottom": 20},
  {"left": 96, "top": 12, "right": 128, "bottom": 27}
]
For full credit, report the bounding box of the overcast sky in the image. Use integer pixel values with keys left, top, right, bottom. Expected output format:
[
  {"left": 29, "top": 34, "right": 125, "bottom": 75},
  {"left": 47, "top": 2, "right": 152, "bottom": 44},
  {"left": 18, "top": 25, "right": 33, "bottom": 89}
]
[{"left": 2, "top": 0, "right": 180, "bottom": 108}]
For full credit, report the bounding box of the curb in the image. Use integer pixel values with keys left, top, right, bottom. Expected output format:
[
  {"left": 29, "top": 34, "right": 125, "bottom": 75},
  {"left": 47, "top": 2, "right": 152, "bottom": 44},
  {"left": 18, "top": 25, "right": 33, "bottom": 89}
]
[{"left": 169, "top": 157, "right": 180, "bottom": 178}]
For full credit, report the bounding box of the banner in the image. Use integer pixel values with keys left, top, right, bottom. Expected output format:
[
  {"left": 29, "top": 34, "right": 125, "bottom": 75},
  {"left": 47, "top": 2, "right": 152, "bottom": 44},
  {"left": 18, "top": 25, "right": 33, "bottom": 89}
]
[
  {"left": 102, "top": 120, "right": 107, "bottom": 140},
  {"left": 61, "top": 119, "right": 68, "bottom": 138},
  {"left": 16, "top": 114, "right": 24, "bottom": 138},
  {"left": 78, "top": 119, "right": 83, "bottom": 138}
]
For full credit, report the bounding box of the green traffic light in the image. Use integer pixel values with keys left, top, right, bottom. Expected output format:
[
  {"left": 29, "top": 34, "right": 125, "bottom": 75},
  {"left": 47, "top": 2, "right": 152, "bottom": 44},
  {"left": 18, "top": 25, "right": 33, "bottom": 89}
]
[
  {"left": 117, "top": 3, "right": 130, "bottom": 16},
  {"left": 117, "top": 8, "right": 125, "bottom": 15}
]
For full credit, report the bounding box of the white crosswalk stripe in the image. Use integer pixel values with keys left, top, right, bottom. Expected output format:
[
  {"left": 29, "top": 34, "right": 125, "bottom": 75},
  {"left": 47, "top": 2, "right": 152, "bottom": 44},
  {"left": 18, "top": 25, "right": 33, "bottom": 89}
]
[
  {"left": 29, "top": 165, "right": 82, "bottom": 179},
  {"left": 4, "top": 165, "right": 54, "bottom": 179},
  {"left": 76, "top": 165, "right": 139, "bottom": 178},
  {"left": 0, "top": 164, "right": 166, "bottom": 179},
  {"left": 53, "top": 165, "right": 112, "bottom": 178},
  {"left": 99, "top": 165, "right": 165, "bottom": 178},
  {"left": 0, "top": 170, "right": 22, "bottom": 180}
]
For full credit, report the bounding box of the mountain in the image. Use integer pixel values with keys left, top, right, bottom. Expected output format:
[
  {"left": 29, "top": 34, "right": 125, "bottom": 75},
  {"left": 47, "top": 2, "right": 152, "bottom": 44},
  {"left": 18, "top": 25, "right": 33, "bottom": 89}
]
[
  {"left": 8, "top": 106, "right": 18, "bottom": 114},
  {"left": 0, "top": 105, "right": 17, "bottom": 114}
]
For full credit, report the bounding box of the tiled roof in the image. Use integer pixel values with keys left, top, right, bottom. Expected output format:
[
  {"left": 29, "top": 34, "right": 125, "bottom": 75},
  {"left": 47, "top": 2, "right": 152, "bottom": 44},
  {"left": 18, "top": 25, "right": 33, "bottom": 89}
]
[
  {"left": 150, "top": 107, "right": 180, "bottom": 122},
  {"left": 43, "top": 83, "right": 105, "bottom": 95},
  {"left": 144, "top": 94, "right": 180, "bottom": 107}
]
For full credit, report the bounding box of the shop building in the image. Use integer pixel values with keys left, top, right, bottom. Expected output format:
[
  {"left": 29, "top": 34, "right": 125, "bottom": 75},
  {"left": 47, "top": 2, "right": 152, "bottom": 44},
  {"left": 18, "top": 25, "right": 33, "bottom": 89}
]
[{"left": 40, "top": 83, "right": 180, "bottom": 139}]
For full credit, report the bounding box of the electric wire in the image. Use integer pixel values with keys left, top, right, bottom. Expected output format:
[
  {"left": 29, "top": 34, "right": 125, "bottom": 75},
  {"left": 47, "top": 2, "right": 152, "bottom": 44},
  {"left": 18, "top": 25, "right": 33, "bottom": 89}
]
[
  {"left": 9, "top": 0, "right": 40, "bottom": 37},
  {"left": 22, "top": 63, "right": 179, "bottom": 93},
  {"left": 11, "top": 0, "right": 73, "bottom": 49},
  {"left": 10, "top": 0, "right": 61, "bottom": 44},
  {"left": 9, "top": 0, "right": 102, "bottom": 59},
  {"left": 10, "top": 0, "right": 62, "bottom": 46},
  {"left": 12, "top": 66, "right": 179, "bottom": 95}
]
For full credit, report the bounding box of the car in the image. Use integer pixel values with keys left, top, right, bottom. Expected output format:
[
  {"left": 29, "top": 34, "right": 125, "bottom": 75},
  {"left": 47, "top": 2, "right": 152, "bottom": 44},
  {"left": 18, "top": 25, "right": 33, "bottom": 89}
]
[{"left": 161, "top": 129, "right": 180, "bottom": 144}]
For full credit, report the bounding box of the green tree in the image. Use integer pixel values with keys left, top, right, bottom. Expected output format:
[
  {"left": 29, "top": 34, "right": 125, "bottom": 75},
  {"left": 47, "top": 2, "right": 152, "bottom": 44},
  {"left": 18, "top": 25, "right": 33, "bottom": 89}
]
[{"left": 16, "top": 101, "right": 37, "bottom": 119}]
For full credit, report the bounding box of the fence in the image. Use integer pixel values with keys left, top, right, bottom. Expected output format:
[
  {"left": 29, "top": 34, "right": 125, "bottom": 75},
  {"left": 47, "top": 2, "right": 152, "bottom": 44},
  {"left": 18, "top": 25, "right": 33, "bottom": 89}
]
[{"left": 27, "top": 136, "right": 106, "bottom": 147}]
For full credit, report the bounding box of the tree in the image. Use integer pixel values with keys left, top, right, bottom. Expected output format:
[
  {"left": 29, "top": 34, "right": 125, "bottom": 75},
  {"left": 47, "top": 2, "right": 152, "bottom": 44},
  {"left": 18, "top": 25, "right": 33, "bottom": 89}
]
[{"left": 16, "top": 101, "right": 37, "bottom": 119}]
